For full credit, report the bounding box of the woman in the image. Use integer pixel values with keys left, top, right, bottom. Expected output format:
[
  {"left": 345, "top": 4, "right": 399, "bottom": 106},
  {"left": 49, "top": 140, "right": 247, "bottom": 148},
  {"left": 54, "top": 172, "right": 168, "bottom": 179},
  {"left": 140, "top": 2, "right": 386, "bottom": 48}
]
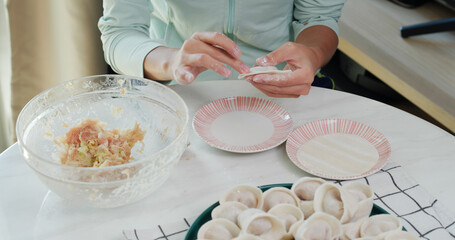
[{"left": 98, "top": 0, "right": 345, "bottom": 98}]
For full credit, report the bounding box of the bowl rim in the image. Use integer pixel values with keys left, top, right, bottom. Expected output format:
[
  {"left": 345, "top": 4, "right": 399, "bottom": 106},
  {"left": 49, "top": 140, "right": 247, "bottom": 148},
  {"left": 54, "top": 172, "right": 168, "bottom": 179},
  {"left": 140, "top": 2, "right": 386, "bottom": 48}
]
[{"left": 16, "top": 74, "right": 190, "bottom": 171}]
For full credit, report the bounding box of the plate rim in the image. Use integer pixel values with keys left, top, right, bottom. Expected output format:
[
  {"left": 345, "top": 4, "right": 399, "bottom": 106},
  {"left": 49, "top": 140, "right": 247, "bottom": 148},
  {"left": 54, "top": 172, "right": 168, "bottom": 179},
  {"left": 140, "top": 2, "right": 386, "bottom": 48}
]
[
  {"left": 285, "top": 119, "right": 392, "bottom": 180},
  {"left": 192, "top": 96, "right": 294, "bottom": 153},
  {"left": 184, "top": 183, "right": 390, "bottom": 240}
]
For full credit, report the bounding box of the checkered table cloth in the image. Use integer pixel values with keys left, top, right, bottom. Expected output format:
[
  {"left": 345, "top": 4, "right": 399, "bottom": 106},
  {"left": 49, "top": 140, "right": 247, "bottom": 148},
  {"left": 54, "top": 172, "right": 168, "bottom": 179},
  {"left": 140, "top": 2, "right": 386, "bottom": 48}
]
[{"left": 123, "top": 162, "right": 455, "bottom": 240}]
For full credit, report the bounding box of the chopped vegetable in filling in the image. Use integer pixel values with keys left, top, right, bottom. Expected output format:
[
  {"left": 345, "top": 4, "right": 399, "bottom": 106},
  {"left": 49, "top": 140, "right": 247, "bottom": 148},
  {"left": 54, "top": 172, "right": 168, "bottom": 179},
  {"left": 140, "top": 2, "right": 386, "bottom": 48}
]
[{"left": 55, "top": 119, "right": 145, "bottom": 167}]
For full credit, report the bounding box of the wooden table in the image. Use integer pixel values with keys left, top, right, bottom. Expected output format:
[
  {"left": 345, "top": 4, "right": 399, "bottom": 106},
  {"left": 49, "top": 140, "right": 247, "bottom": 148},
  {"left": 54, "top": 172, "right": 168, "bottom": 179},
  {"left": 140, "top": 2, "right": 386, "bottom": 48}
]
[{"left": 338, "top": 0, "right": 455, "bottom": 132}]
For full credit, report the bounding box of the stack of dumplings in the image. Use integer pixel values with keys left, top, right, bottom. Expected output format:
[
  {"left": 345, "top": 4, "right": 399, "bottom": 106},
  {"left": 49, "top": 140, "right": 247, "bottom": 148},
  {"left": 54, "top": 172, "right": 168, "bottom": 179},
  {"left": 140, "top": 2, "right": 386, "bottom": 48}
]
[{"left": 197, "top": 177, "right": 419, "bottom": 240}]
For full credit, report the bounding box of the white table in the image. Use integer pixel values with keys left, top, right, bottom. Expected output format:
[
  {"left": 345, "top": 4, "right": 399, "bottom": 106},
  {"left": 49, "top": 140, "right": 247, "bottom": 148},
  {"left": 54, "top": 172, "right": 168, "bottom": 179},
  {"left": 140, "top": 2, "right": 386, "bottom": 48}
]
[{"left": 1, "top": 80, "right": 454, "bottom": 240}]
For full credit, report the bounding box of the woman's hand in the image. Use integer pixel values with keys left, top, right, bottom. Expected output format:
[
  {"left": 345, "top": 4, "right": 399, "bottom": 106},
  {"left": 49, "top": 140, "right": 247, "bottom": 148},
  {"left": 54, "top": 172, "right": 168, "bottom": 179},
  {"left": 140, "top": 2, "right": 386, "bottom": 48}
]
[
  {"left": 245, "top": 42, "right": 321, "bottom": 98},
  {"left": 245, "top": 25, "right": 338, "bottom": 98},
  {"left": 144, "top": 32, "right": 249, "bottom": 85}
]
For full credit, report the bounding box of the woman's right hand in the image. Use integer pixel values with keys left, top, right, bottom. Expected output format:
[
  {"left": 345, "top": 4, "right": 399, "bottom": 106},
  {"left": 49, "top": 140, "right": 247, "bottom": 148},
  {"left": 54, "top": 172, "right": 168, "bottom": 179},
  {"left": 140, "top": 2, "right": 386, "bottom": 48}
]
[{"left": 144, "top": 32, "right": 250, "bottom": 85}]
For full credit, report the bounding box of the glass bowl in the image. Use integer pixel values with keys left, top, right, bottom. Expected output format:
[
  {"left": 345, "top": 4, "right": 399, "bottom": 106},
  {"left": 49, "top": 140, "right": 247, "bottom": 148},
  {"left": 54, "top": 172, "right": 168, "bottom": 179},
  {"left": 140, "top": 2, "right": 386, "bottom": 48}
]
[{"left": 16, "top": 75, "right": 189, "bottom": 208}]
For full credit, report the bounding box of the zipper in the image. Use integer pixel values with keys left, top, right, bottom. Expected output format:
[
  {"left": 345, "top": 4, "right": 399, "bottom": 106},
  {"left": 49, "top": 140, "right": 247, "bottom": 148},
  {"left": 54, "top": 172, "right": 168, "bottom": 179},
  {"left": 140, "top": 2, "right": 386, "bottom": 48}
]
[
  {"left": 224, "top": 0, "right": 236, "bottom": 79},
  {"left": 226, "top": 0, "right": 235, "bottom": 40}
]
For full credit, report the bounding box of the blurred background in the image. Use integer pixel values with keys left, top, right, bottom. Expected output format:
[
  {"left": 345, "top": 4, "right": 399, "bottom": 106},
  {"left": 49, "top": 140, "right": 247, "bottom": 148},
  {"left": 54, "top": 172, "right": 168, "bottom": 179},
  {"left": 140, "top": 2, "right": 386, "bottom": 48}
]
[
  {"left": 0, "top": 0, "right": 452, "bottom": 152},
  {"left": 0, "top": 0, "right": 108, "bottom": 151}
]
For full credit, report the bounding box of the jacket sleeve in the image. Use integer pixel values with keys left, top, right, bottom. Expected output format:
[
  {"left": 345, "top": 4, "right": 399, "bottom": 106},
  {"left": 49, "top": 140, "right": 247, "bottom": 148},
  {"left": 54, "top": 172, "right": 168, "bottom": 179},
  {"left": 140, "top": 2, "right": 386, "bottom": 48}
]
[
  {"left": 292, "top": 0, "right": 346, "bottom": 41},
  {"left": 98, "top": 0, "right": 165, "bottom": 77}
]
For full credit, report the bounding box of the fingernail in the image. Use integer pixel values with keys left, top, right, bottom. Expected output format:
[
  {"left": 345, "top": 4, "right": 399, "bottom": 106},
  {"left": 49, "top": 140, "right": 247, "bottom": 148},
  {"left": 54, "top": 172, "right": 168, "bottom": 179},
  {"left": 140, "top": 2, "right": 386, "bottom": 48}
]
[
  {"left": 222, "top": 68, "right": 232, "bottom": 77},
  {"left": 256, "top": 56, "right": 270, "bottom": 66},
  {"left": 245, "top": 76, "right": 253, "bottom": 83},
  {"left": 185, "top": 72, "right": 194, "bottom": 82},
  {"left": 240, "top": 64, "right": 250, "bottom": 74}
]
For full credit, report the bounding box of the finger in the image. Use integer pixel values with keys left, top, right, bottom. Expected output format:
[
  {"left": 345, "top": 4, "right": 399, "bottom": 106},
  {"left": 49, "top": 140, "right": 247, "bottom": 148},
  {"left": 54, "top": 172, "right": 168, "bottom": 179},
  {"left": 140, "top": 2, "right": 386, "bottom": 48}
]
[
  {"left": 184, "top": 53, "right": 232, "bottom": 78},
  {"left": 205, "top": 44, "right": 249, "bottom": 74},
  {"left": 182, "top": 39, "right": 249, "bottom": 74},
  {"left": 256, "top": 42, "right": 297, "bottom": 66},
  {"left": 251, "top": 81, "right": 312, "bottom": 96},
  {"left": 174, "top": 67, "right": 196, "bottom": 85},
  {"left": 192, "top": 32, "right": 242, "bottom": 59},
  {"left": 251, "top": 68, "right": 314, "bottom": 86},
  {"left": 251, "top": 82, "right": 300, "bottom": 98}
]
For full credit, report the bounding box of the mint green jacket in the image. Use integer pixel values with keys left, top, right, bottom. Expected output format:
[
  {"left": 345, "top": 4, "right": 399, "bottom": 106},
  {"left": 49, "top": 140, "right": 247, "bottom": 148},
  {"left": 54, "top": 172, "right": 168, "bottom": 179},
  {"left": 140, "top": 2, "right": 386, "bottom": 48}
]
[{"left": 98, "top": 0, "right": 345, "bottom": 80}]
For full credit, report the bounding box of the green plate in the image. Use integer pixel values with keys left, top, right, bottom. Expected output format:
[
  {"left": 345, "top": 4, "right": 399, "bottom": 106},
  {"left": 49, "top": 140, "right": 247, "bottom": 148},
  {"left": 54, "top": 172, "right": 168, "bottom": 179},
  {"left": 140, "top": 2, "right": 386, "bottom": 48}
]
[{"left": 184, "top": 183, "right": 390, "bottom": 240}]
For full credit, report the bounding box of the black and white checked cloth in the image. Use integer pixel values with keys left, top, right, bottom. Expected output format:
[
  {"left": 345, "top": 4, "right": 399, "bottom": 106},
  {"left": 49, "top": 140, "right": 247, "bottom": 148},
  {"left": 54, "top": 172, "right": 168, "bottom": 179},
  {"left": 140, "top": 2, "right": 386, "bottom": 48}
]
[{"left": 123, "top": 162, "right": 455, "bottom": 240}]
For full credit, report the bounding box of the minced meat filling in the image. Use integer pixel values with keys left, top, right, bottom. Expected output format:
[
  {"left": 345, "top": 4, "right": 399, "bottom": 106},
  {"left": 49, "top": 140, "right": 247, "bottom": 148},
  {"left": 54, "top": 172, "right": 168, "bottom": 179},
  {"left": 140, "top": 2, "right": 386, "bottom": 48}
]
[{"left": 55, "top": 119, "right": 145, "bottom": 167}]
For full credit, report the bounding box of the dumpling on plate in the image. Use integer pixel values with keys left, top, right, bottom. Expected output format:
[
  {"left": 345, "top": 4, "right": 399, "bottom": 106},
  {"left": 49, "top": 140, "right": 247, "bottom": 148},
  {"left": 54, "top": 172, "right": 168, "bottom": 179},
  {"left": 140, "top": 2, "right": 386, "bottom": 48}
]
[
  {"left": 291, "top": 177, "right": 326, "bottom": 219},
  {"left": 237, "top": 208, "right": 287, "bottom": 240},
  {"left": 211, "top": 201, "right": 249, "bottom": 226},
  {"left": 313, "top": 182, "right": 357, "bottom": 223},
  {"left": 293, "top": 212, "right": 342, "bottom": 240},
  {"left": 384, "top": 230, "right": 420, "bottom": 240},
  {"left": 360, "top": 214, "right": 403, "bottom": 238},
  {"left": 268, "top": 204, "right": 304, "bottom": 232},
  {"left": 220, "top": 185, "right": 264, "bottom": 209},
  {"left": 197, "top": 218, "right": 241, "bottom": 240},
  {"left": 341, "top": 181, "right": 374, "bottom": 223},
  {"left": 261, "top": 187, "right": 300, "bottom": 212}
]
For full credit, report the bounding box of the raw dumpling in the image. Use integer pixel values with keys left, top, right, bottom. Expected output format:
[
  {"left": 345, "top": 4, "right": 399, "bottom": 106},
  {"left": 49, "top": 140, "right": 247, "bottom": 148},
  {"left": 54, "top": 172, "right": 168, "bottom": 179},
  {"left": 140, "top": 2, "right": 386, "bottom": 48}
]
[
  {"left": 238, "top": 66, "right": 292, "bottom": 79},
  {"left": 197, "top": 218, "right": 241, "bottom": 240},
  {"left": 340, "top": 218, "right": 368, "bottom": 240},
  {"left": 261, "top": 187, "right": 300, "bottom": 212},
  {"left": 220, "top": 185, "right": 264, "bottom": 209},
  {"left": 238, "top": 208, "right": 287, "bottom": 240},
  {"left": 314, "top": 182, "right": 369, "bottom": 224},
  {"left": 341, "top": 181, "right": 374, "bottom": 223},
  {"left": 384, "top": 230, "right": 420, "bottom": 240},
  {"left": 360, "top": 214, "right": 403, "bottom": 238},
  {"left": 268, "top": 204, "right": 304, "bottom": 232},
  {"left": 291, "top": 177, "right": 326, "bottom": 219},
  {"left": 212, "top": 201, "right": 249, "bottom": 226},
  {"left": 293, "top": 212, "right": 342, "bottom": 240},
  {"left": 233, "top": 234, "right": 264, "bottom": 240},
  {"left": 314, "top": 182, "right": 349, "bottom": 223}
]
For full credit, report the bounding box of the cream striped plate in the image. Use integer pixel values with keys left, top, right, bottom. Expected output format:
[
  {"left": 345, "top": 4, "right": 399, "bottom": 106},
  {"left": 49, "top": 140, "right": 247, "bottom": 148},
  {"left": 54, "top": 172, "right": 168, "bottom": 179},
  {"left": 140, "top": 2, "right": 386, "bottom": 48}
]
[
  {"left": 286, "top": 119, "right": 391, "bottom": 180},
  {"left": 192, "top": 96, "right": 293, "bottom": 153}
]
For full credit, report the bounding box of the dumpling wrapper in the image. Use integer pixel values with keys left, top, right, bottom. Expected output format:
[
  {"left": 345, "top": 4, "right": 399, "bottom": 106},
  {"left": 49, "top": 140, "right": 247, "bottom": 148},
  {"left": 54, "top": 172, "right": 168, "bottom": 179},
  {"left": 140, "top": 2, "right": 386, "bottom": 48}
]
[
  {"left": 197, "top": 218, "right": 241, "bottom": 240},
  {"left": 341, "top": 181, "right": 374, "bottom": 223},
  {"left": 238, "top": 209, "right": 287, "bottom": 240},
  {"left": 238, "top": 66, "right": 292, "bottom": 79},
  {"left": 212, "top": 201, "right": 249, "bottom": 225},
  {"left": 291, "top": 177, "right": 326, "bottom": 219},
  {"left": 384, "top": 230, "right": 420, "bottom": 240},
  {"left": 360, "top": 214, "right": 403, "bottom": 238},
  {"left": 268, "top": 204, "right": 304, "bottom": 232},
  {"left": 261, "top": 187, "right": 300, "bottom": 212},
  {"left": 293, "top": 212, "right": 342, "bottom": 240},
  {"left": 220, "top": 185, "right": 264, "bottom": 209}
]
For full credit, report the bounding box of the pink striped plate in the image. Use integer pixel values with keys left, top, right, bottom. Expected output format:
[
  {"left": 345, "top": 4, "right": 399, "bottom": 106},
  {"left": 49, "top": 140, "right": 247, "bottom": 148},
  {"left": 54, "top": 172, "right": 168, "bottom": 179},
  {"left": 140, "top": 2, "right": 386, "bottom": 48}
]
[
  {"left": 286, "top": 119, "right": 391, "bottom": 180},
  {"left": 193, "top": 96, "right": 293, "bottom": 153}
]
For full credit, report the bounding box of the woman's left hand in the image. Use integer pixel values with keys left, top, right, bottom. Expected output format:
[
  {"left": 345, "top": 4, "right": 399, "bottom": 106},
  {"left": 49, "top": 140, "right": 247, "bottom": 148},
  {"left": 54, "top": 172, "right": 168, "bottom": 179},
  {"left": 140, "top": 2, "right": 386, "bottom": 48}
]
[{"left": 245, "top": 42, "right": 322, "bottom": 98}]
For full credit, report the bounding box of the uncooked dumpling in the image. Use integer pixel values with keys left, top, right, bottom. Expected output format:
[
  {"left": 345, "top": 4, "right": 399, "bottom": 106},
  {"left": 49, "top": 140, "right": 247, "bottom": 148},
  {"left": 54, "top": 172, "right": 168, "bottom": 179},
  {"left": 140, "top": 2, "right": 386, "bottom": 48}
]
[
  {"left": 212, "top": 201, "right": 249, "bottom": 225},
  {"left": 220, "top": 185, "right": 264, "bottom": 209},
  {"left": 261, "top": 187, "right": 300, "bottom": 212},
  {"left": 238, "top": 66, "right": 292, "bottom": 79},
  {"left": 291, "top": 177, "right": 326, "bottom": 219},
  {"left": 360, "top": 214, "right": 403, "bottom": 238},
  {"left": 293, "top": 212, "right": 342, "bottom": 240},
  {"left": 197, "top": 218, "right": 241, "bottom": 240},
  {"left": 237, "top": 209, "right": 287, "bottom": 240}
]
